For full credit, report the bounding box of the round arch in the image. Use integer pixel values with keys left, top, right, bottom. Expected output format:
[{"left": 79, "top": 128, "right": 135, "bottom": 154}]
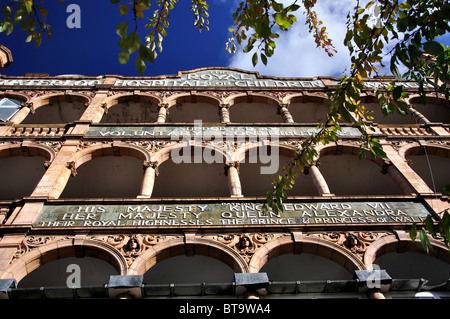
[
  {"left": 0, "top": 142, "right": 55, "bottom": 163},
  {"left": 408, "top": 94, "right": 450, "bottom": 124},
  {"left": 0, "top": 143, "right": 54, "bottom": 200},
  {"left": 60, "top": 143, "right": 151, "bottom": 198},
  {"left": 129, "top": 237, "right": 249, "bottom": 276},
  {"left": 99, "top": 93, "right": 162, "bottom": 124},
  {"left": 0, "top": 91, "right": 30, "bottom": 104},
  {"left": 364, "top": 233, "right": 450, "bottom": 267},
  {"left": 2, "top": 238, "right": 128, "bottom": 283},
  {"left": 364, "top": 233, "right": 450, "bottom": 285},
  {"left": 72, "top": 142, "right": 150, "bottom": 169},
  {"left": 225, "top": 92, "right": 281, "bottom": 107},
  {"left": 165, "top": 92, "right": 221, "bottom": 108},
  {"left": 150, "top": 142, "right": 231, "bottom": 198},
  {"left": 249, "top": 234, "right": 365, "bottom": 274},
  {"left": 164, "top": 92, "right": 222, "bottom": 123},
  {"left": 315, "top": 143, "right": 404, "bottom": 195},
  {"left": 401, "top": 142, "right": 450, "bottom": 195},
  {"left": 18, "top": 92, "right": 91, "bottom": 124}
]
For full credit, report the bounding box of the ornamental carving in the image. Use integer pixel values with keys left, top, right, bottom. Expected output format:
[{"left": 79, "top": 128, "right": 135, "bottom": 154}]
[
  {"left": 204, "top": 233, "right": 286, "bottom": 263},
  {"left": 91, "top": 234, "right": 176, "bottom": 266},
  {"left": 306, "top": 231, "right": 390, "bottom": 261},
  {"left": 12, "top": 235, "right": 69, "bottom": 261}
]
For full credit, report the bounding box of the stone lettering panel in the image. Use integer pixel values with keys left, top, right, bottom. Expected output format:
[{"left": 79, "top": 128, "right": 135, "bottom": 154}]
[
  {"left": 86, "top": 125, "right": 362, "bottom": 138},
  {"left": 33, "top": 201, "right": 430, "bottom": 228}
]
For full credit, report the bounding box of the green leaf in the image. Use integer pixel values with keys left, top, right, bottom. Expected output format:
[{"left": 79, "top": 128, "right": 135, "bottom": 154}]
[
  {"left": 118, "top": 50, "right": 130, "bottom": 64},
  {"left": 393, "top": 85, "right": 403, "bottom": 100},
  {"left": 116, "top": 22, "right": 128, "bottom": 38},
  {"left": 252, "top": 52, "right": 258, "bottom": 66},
  {"left": 110, "top": 0, "right": 121, "bottom": 3},
  {"left": 391, "top": 64, "right": 402, "bottom": 79},
  {"left": 139, "top": 44, "right": 155, "bottom": 63},
  {"left": 274, "top": 13, "right": 291, "bottom": 29},
  {"left": 419, "top": 229, "right": 431, "bottom": 254},
  {"left": 410, "top": 223, "right": 417, "bottom": 242},
  {"left": 424, "top": 215, "right": 436, "bottom": 237},
  {"left": 261, "top": 53, "right": 268, "bottom": 66},
  {"left": 136, "top": 56, "right": 146, "bottom": 75},
  {"left": 399, "top": 2, "right": 411, "bottom": 10},
  {"left": 423, "top": 41, "right": 444, "bottom": 56},
  {"left": 119, "top": 4, "right": 128, "bottom": 16},
  {"left": 127, "top": 30, "right": 141, "bottom": 53}
]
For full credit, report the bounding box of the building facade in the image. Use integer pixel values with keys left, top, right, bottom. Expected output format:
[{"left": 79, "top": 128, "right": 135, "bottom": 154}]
[{"left": 0, "top": 61, "right": 449, "bottom": 299}]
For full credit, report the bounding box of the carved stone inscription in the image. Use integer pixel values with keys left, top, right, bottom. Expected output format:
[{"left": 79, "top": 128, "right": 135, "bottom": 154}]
[
  {"left": 86, "top": 125, "right": 362, "bottom": 138},
  {"left": 33, "top": 201, "right": 430, "bottom": 228}
]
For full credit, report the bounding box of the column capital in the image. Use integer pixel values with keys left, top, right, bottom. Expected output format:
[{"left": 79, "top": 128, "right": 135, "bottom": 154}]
[{"left": 143, "top": 161, "right": 159, "bottom": 175}]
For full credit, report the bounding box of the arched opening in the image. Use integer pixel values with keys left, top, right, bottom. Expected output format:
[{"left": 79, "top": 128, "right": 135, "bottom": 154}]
[
  {"left": 166, "top": 94, "right": 221, "bottom": 123},
  {"left": 60, "top": 155, "right": 144, "bottom": 198},
  {"left": 406, "top": 148, "right": 450, "bottom": 194},
  {"left": 260, "top": 253, "right": 353, "bottom": 281},
  {"left": 143, "top": 255, "right": 235, "bottom": 284},
  {"left": 100, "top": 95, "right": 160, "bottom": 123},
  {"left": 152, "top": 146, "right": 229, "bottom": 198},
  {"left": 288, "top": 102, "right": 331, "bottom": 124},
  {"left": 17, "top": 256, "right": 119, "bottom": 288},
  {"left": 374, "top": 251, "right": 450, "bottom": 286},
  {"left": 0, "top": 152, "right": 47, "bottom": 200},
  {"left": 22, "top": 95, "right": 88, "bottom": 124},
  {"left": 229, "top": 96, "right": 283, "bottom": 123},
  {"left": 317, "top": 153, "right": 403, "bottom": 195},
  {"left": 410, "top": 97, "right": 450, "bottom": 124},
  {"left": 238, "top": 150, "right": 317, "bottom": 197},
  {"left": 362, "top": 96, "right": 417, "bottom": 124},
  {"left": 167, "top": 103, "right": 220, "bottom": 123}
]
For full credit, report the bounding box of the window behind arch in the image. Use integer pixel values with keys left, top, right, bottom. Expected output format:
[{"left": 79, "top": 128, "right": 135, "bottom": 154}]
[{"left": 0, "top": 98, "right": 22, "bottom": 122}]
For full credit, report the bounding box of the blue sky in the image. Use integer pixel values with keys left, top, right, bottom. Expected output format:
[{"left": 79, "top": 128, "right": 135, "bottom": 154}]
[{"left": 0, "top": 0, "right": 449, "bottom": 78}]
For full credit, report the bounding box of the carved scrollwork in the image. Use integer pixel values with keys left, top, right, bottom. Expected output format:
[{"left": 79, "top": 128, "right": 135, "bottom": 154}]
[
  {"left": 307, "top": 231, "right": 390, "bottom": 261},
  {"left": 206, "top": 233, "right": 282, "bottom": 264},
  {"left": 93, "top": 234, "right": 169, "bottom": 266},
  {"left": 12, "top": 236, "right": 69, "bottom": 261}
]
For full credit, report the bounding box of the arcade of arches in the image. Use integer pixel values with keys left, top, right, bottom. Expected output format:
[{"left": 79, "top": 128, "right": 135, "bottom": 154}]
[{"left": 0, "top": 69, "right": 449, "bottom": 299}]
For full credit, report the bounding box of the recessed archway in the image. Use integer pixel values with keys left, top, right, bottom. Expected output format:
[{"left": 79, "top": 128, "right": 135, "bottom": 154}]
[
  {"left": 152, "top": 145, "right": 230, "bottom": 198},
  {"left": 409, "top": 96, "right": 450, "bottom": 124},
  {"left": 143, "top": 255, "right": 235, "bottom": 284},
  {"left": 374, "top": 251, "right": 450, "bottom": 286},
  {"left": 238, "top": 146, "right": 317, "bottom": 197},
  {"left": 260, "top": 253, "right": 353, "bottom": 281},
  {"left": 17, "top": 256, "right": 119, "bottom": 288},
  {"left": 21, "top": 94, "right": 89, "bottom": 124},
  {"left": 405, "top": 145, "right": 450, "bottom": 194},
  {"left": 60, "top": 155, "right": 144, "bottom": 198},
  {"left": 100, "top": 94, "right": 160, "bottom": 123},
  {"left": 0, "top": 145, "right": 52, "bottom": 200},
  {"left": 317, "top": 150, "right": 403, "bottom": 196}
]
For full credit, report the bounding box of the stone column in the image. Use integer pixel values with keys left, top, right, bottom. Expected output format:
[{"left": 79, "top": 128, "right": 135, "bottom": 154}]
[
  {"left": 225, "top": 162, "right": 243, "bottom": 197},
  {"left": 78, "top": 92, "right": 109, "bottom": 124},
  {"left": 381, "top": 141, "right": 433, "bottom": 194},
  {"left": 278, "top": 104, "right": 294, "bottom": 123},
  {"left": 219, "top": 104, "right": 231, "bottom": 123},
  {"left": 308, "top": 164, "right": 333, "bottom": 196},
  {"left": 9, "top": 102, "right": 32, "bottom": 124},
  {"left": 138, "top": 162, "right": 158, "bottom": 198},
  {"left": 156, "top": 103, "right": 168, "bottom": 123}
]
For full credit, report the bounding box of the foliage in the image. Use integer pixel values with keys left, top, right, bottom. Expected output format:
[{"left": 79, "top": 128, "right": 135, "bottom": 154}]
[{"left": 0, "top": 0, "right": 449, "bottom": 252}]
